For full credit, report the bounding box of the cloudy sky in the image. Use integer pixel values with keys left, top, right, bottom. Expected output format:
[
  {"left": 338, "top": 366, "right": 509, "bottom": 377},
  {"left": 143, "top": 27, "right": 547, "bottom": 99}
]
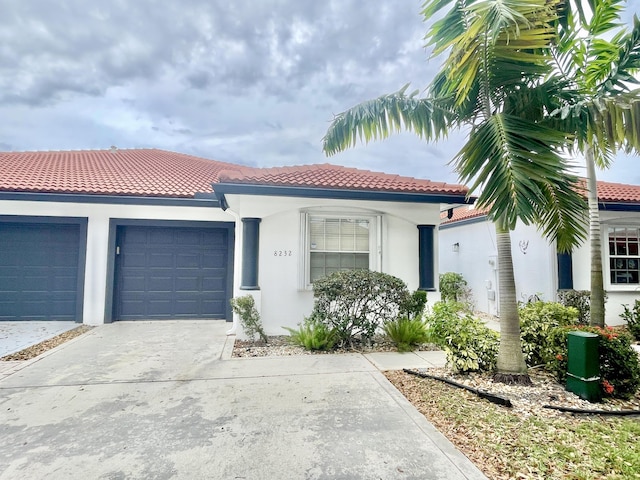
[{"left": 2, "top": 0, "right": 639, "bottom": 186}]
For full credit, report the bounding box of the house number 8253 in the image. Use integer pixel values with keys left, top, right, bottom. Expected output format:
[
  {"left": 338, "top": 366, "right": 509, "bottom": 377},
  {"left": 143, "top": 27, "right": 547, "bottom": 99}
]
[{"left": 274, "top": 250, "right": 292, "bottom": 256}]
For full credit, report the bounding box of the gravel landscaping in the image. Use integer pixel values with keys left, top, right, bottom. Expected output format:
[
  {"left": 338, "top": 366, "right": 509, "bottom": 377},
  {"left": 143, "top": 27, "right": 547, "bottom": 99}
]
[{"left": 0, "top": 325, "right": 93, "bottom": 361}]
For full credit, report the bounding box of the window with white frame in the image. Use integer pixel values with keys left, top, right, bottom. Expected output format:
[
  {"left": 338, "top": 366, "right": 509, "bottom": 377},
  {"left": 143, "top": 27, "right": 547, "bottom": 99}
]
[
  {"left": 608, "top": 226, "right": 640, "bottom": 285},
  {"left": 303, "top": 214, "right": 379, "bottom": 285}
]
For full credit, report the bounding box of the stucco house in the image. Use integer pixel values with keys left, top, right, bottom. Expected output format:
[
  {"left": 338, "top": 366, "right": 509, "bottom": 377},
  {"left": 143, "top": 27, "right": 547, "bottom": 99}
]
[
  {"left": 439, "top": 180, "right": 640, "bottom": 325},
  {"left": 0, "top": 148, "right": 471, "bottom": 335}
]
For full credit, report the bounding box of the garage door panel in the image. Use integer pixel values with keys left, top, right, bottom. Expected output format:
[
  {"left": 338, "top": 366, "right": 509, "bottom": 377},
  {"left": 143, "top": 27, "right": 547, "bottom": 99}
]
[
  {"left": 202, "top": 276, "right": 225, "bottom": 291},
  {"left": 174, "top": 277, "right": 198, "bottom": 290},
  {"left": 147, "top": 300, "right": 173, "bottom": 316},
  {"left": 51, "top": 300, "right": 76, "bottom": 318},
  {"left": 122, "top": 252, "right": 146, "bottom": 267},
  {"left": 0, "top": 222, "right": 81, "bottom": 321},
  {"left": 207, "top": 231, "right": 226, "bottom": 246},
  {"left": 149, "top": 230, "right": 175, "bottom": 245},
  {"left": 174, "top": 300, "right": 199, "bottom": 315},
  {"left": 121, "top": 275, "right": 146, "bottom": 292},
  {"left": 54, "top": 252, "right": 79, "bottom": 266},
  {"left": 175, "top": 230, "right": 201, "bottom": 245},
  {"left": 148, "top": 277, "right": 174, "bottom": 292},
  {"left": 52, "top": 275, "right": 78, "bottom": 291},
  {"left": 176, "top": 253, "right": 199, "bottom": 268},
  {"left": 149, "top": 253, "right": 174, "bottom": 268},
  {"left": 119, "top": 300, "right": 146, "bottom": 316},
  {"left": 115, "top": 225, "right": 230, "bottom": 320},
  {"left": 203, "top": 299, "right": 225, "bottom": 313},
  {"left": 202, "top": 252, "right": 226, "bottom": 268}
]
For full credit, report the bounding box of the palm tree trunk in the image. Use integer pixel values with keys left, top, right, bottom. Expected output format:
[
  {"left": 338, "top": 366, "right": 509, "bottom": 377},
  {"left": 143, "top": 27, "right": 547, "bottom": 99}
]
[
  {"left": 586, "top": 148, "right": 605, "bottom": 327},
  {"left": 494, "top": 223, "right": 530, "bottom": 383}
]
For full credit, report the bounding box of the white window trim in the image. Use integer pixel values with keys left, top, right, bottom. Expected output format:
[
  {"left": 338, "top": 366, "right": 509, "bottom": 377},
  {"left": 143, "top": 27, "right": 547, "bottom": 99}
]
[
  {"left": 298, "top": 211, "right": 382, "bottom": 290},
  {"left": 604, "top": 222, "right": 640, "bottom": 292}
]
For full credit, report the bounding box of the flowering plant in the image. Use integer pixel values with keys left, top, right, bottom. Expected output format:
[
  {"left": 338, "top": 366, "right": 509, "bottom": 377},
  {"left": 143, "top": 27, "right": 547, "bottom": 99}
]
[{"left": 546, "top": 325, "right": 640, "bottom": 399}]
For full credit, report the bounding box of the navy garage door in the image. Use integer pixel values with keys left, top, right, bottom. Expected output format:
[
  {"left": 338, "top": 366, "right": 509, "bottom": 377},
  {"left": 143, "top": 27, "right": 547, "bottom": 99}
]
[
  {"left": 0, "top": 222, "right": 81, "bottom": 321},
  {"left": 114, "top": 225, "right": 231, "bottom": 320}
]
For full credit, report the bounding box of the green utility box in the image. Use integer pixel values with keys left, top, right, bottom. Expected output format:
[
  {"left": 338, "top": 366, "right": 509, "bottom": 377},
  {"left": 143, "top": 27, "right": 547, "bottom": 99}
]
[{"left": 566, "top": 331, "right": 601, "bottom": 402}]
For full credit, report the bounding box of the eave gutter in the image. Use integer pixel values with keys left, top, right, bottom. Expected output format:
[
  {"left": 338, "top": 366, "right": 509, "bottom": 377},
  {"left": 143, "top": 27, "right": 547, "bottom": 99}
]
[
  {"left": 598, "top": 201, "right": 640, "bottom": 212},
  {"left": 212, "top": 182, "right": 473, "bottom": 211},
  {"left": 0, "top": 191, "right": 221, "bottom": 208}
]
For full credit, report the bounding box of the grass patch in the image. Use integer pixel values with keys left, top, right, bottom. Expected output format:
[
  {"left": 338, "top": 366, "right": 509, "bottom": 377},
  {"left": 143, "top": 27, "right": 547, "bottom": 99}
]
[{"left": 386, "top": 371, "right": 640, "bottom": 479}]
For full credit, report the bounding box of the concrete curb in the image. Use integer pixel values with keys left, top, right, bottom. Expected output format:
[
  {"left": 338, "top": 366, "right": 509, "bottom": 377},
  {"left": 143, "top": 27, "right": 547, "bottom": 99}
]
[
  {"left": 372, "top": 370, "right": 487, "bottom": 479},
  {"left": 0, "top": 326, "right": 100, "bottom": 380}
]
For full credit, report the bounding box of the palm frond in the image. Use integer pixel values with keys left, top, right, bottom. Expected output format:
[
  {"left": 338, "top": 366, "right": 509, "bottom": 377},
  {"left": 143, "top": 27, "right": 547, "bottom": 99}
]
[
  {"left": 322, "top": 86, "right": 456, "bottom": 156},
  {"left": 533, "top": 179, "right": 588, "bottom": 252},
  {"left": 454, "top": 114, "right": 577, "bottom": 234},
  {"left": 593, "top": 15, "right": 640, "bottom": 94}
]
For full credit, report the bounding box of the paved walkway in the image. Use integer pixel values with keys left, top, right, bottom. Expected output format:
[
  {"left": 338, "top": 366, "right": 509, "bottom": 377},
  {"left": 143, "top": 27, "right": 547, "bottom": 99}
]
[
  {"left": 0, "top": 321, "right": 78, "bottom": 358},
  {"left": 0, "top": 321, "right": 484, "bottom": 479}
]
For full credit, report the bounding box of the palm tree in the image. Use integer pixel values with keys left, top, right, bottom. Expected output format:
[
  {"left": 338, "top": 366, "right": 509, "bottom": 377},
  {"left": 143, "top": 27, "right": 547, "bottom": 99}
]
[
  {"left": 323, "top": 0, "right": 587, "bottom": 382},
  {"left": 546, "top": 1, "right": 640, "bottom": 327}
]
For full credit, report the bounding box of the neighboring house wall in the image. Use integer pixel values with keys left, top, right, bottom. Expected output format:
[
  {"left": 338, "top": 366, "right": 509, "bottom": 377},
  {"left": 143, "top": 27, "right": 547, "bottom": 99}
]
[
  {"left": 572, "top": 210, "right": 640, "bottom": 325},
  {"left": 439, "top": 215, "right": 557, "bottom": 316},
  {"left": 0, "top": 198, "right": 234, "bottom": 324},
  {"left": 439, "top": 217, "right": 499, "bottom": 315},
  {"left": 440, "top": 208, "right": 640, "bottom": 326}
]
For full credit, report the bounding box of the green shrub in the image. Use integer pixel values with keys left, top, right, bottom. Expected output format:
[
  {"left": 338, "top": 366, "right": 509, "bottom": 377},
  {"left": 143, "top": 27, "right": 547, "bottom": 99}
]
[
  {"left": 439, "top": 272, "right": 468, "bottom": 303},
  {"left": 383, "top": 316, "right": 431, "bottom": 352},
  {"left": 547, "top": 326, "right": 640, "bottom": 400},
  {"left": 519, "top": 301, "right": 579, "bottom": 367},
  {"left": 400, "top": 290, "right": 428, "bottom": 320},
  {"left": 620, "top": 300, "right": 640, "bottom": 341},
  {"left": 311, "top": 270, "right": 410, "bottom": 346},
  {"left": 424, "top": 302, "right": 499, "bottom": 373},
  {"left": 557, "top": 289, "right": 608, "bottom": 324},
  {"left": 230, "top": 295, "right": 268, "bottom": 343},
  {"left": 284, "top": 316, "right": 337, "bottom": 351}
]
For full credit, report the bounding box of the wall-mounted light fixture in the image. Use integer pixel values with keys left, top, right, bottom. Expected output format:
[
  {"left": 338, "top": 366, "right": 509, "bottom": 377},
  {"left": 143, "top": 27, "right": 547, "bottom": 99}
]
[{"left": 452, "top": 242, "right": 459, "bottom": 252}]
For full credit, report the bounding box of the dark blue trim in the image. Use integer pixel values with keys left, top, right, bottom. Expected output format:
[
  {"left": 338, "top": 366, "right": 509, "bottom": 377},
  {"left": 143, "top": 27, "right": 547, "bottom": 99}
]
[
  {"left": 557, "top": 252, "right": 574, "bottom": 290},
  {"left": 240, "top": 218, "right": 261, "bottom": 290},
  {"left": 213, "top": 183, "right": 471, "bottom": 205},
  {"left": 0, "top": 191, "right": 221, "bottom": 208},
  {"left": 105, "top": 219, "right": 236, "bottom": 323},
  {"left": 418, "top": 225, "right": 435, "bottom": 291},
  {"left": 0, "top": 215, "right": 87, "bottom": 323},
  {"left": 599, "top": 202, "right": 640, "bottom": 212},
  {"left": 438, "top": 215, "right": 488, "bottom": 230}
]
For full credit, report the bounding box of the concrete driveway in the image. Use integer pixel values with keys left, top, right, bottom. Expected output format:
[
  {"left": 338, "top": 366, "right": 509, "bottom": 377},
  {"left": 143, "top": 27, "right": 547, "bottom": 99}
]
[
  {"left": 0, "top": 321, "right": 78, "bottom": 358},
  {"left": 0, "top": 321, "right": 486, "bottom": 479}
]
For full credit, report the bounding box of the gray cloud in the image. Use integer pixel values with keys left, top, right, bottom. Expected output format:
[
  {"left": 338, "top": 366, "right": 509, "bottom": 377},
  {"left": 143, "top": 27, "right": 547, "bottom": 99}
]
[{"left": 0, "top": 0, "right": 637, "bottom": 187}]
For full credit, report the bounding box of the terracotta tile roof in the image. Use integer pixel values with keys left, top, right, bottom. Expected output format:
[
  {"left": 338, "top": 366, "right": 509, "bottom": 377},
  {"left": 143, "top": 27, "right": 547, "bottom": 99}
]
[
  {"left": 441, "top": 205, "right": 488, "bottom": 224},
  {"left": 0, "top": 149, "right": 469, "bottom": 198},
  {"left": 595, "top": 180, "right": 640, "bottom": 203},
  {"left": 441, "top": 179, "right": 640, "bottom": 225},
  {"left": 217, "top": 163, "right": 468, "bottom": 195},
  {"left": 0, "top": 149, "right": 241, "bottom": 198}
]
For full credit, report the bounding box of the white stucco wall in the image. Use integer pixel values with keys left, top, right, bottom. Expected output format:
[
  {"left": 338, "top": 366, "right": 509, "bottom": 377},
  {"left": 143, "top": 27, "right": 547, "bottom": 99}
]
[
  {"left": 0, "top": 199, "right": 235, "bottom": 325},
  {"left": 440, "top": 209, "right": 640, "bottom": 326},
  {"left": 439, "top": 218, "right": 499, "bottom": 315},
  {"left": 439, "top": 216, "right": 557, "bottom": 316},
  {"left": 572, "top": 210, "right": 640, "bottom": 325},
  {"left": 224, "top": 194, "right": 444, "bottom": 334}
]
